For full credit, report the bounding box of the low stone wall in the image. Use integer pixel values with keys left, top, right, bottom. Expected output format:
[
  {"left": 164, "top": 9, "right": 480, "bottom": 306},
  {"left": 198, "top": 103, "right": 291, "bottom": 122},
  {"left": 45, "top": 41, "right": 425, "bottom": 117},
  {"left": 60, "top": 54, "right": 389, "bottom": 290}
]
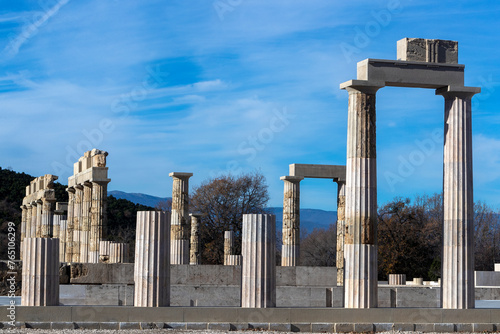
[
  {"left": 475, "top": 271, "right": 500, "bottom": 287},
  {"left": 1, "top": 306, "right": 499, "bottom": 332}
]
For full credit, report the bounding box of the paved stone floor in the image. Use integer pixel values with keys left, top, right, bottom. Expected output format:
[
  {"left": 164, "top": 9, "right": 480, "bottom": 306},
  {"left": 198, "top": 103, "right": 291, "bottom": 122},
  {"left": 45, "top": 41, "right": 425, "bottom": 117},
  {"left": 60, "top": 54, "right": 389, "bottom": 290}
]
[{"left": 0, "top": 330, "right": 483, "bottom": 333}]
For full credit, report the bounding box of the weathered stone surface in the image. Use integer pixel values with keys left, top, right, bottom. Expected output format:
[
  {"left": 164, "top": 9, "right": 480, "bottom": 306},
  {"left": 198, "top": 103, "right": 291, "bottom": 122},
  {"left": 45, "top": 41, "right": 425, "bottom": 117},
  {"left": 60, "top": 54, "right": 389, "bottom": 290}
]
[
  {"left": 342, "top": 82, "right": 382, "bottom": 308},
  {"left": 397, "top": 38, "right": 458, "bottom": 63},
  {"left": 281, "top": 176, "right": 303, "bottom": 266},
  {"left": 438, "top": 86, "right": 480, "bottom": 309},
  {"left": 241, "top": 214, "right": 276, "bottom": 308},
  {"left": 189, "top": 214, "right": 201, "bottom": 265},
  {"left": 223, "top": 231, "right": 235, "bottom": 265},
  {"left": 169, "top": 172, "right": 193, "bottom": 265},
  {"left": 109, "top": 242, "right": 129, "bottom": 263},
  {"left": 336, "top": 181, "right": 345, "bottom": 286},
  {"left": 388, "top": 274, "right": 406, "bottom": 285},
  {"left": 134, "top": 211, "right": 170, "bottom": 307},
  {"left": 21, "top": 238, "right": 60, "bottom": 306}
]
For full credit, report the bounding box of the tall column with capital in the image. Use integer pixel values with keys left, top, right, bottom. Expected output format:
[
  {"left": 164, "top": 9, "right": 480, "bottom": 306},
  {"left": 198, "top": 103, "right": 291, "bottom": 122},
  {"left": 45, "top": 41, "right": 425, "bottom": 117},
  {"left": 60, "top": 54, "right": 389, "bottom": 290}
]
[
  {"left": 66, "top": 187, "right": 75, "bottom": 262},
  {"left": 341, "top": 81, "right": 382, "bottom": 308},
  {"left": 79, "top": 182, "right": 92, "bottom": 262},
  {"left": 438, "top": 86, "right": 480, "bottom": 309},
  {"left": 31, "top": 202, "right": 37, "bottom": 238},
  {"left": 72, "top": 184, "right": 83, "bottom": 262},
  {"left": 35, "top": 200, "right": 43, "bottom": 238},
  {"left": 280, "top": 176, "right": 303, "bottom": 266},
  {"left": 336, "top": 180, "right": 346, "bottom": 286},
  {"left": 169, "top": 172, "right": 193, "bottom": 264},
  {"left": 41, "top": 197, "right": 55, "bottom": 238}
]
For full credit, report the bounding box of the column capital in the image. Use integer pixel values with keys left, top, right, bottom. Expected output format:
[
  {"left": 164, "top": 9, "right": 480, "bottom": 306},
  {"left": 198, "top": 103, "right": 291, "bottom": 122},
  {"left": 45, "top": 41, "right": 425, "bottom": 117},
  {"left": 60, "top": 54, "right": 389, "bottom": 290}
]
[
  {"left": 75, "top": 184, "right": 84, "bottom": 190},
  {"left": 66, "top": 186, "right": 75, "bottom": 193},
  {"left": 169, "top": 172, "right": 193, "bottom": 179},
  {"left": 280, "top": 175, "right": 304, "bottom": 183},
  {"left": 340, "top": 80, "right": 385, "bottom": 94},
  {"left": 436, "top": 85, "right": 481, "bottom": 99},
  {"left": 83, "top": 180, "right": 93, "bottom": 187}
]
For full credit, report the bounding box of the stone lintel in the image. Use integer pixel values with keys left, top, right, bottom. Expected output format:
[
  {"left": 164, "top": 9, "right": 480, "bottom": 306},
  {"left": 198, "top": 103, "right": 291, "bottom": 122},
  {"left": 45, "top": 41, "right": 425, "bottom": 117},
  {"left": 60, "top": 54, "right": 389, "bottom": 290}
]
[
  {"left": 356, "top": 59, "right": 464, "bottom": 89},
  {"left": 289, "top": 164, "right": 346, "bottom": 182},
  {"left": 169, "top": 172, "right": 194, "bottom": 179},
  {"left": 436, "top": 85, "right": 481, "bottom": 98},
  {"left": 280, "top": 175, "right": 304, "bottom": 182}
]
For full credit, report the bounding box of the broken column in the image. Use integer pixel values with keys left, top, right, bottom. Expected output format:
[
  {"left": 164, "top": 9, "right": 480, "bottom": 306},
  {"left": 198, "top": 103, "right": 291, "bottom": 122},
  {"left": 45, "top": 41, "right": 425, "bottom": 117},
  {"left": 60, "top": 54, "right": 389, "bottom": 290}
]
[
  {"left": 134, "top": 211, "right": 170, "bottom": 307},
  {"left": 438, "top": 86, "right": 479, "bottom": 309},
  {"left": 99, "top": 240, "right": 111, "bottom": 262},
  {"left": 189, "top": 213, "right": 201, "bottom": 265},
  {"left": 21, "top": 238, "right": 60, "bottom": 306},
  {"left": 109, "top": 242, "right": 129, "bottom": 263},
  {"left": 40, "top": 175, "right": 57, "bottom": 238},
  {"left": 388, "top": 274, "right": 406, "bottom": 285},
  {"left": 169, "top": 172, "right": 193, "bottom": 265},
  {"left": 226, "top": 255, "right": 242, "bottom": 265},
  {"left": 89, "top": 149, "right": 110, "bottom": 263},
  {"left": 224, "top": 231, "right": 235, "bottom": 265},
  {"left": 280, "top": 176, "right": 303, "bottom": 266},
  {"left": 54, "top": 202, "right": 67, "bottom": 262},
  {"left": 336, "top": 180, "right": 346, "bottom": 286},
  {"left": 341, "top": 81, "right": 382, "bottom": 308},
  {"left": 241, "top": 214, "right": 276, "bottom": 308}
]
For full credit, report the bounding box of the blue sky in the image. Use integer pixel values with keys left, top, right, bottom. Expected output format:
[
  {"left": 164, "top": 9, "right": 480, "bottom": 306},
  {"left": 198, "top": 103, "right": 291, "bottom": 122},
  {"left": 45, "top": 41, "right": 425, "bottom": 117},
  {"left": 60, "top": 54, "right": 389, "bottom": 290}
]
[{"left": 1, "top": 0, "right": 499, "bottom": 211}]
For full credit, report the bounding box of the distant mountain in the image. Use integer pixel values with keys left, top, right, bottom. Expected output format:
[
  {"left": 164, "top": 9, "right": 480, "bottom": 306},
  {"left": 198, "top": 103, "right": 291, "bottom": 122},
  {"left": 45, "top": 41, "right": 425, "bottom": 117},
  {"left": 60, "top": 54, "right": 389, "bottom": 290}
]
[
  {"left": 267, "top": 207, "right": 337, "bottom": 233},
  {"left": 108, "top": 191, "right": 337, "bottom": 233},
  {"left": 108, "top": 190, "right": 170, "bottom": 208}
]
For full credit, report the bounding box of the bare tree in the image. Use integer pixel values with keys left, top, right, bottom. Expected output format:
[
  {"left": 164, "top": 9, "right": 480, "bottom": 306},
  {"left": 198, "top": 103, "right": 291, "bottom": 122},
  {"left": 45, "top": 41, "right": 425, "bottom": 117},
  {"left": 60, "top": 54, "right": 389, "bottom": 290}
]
[
  {"left": 190, "top": 172, "right": 270, "bottom": 264},
  {"left": 300, "top": 224, "right": 337, "bottom": 266}
]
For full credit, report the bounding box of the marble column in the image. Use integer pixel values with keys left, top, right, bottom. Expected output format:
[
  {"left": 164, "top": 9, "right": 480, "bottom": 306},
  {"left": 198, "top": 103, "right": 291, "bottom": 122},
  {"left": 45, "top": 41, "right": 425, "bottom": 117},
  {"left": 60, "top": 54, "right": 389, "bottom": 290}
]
[
  {"left": 109, "top": 242, "right": 129, "bottom": 263},
  {"left": 25, "top": 204, "right": 32, "bottom": 239},
  {"left": 52, "top": 214, "right": 60, "bottom": 240},
  {"left": 99, "top": 240, "right": 111, "bottom": 262},
  {"left": 79, "top": 182, "right": 92, "bottom": 263},
  {"left": 169, "top": 172, "right": 193, "bottom": 265},
  {"left": 21, "top": 238, "right": 60, "bottom": 306},
  {"left": 134, "top": 211, "right": 170, "bottom": 307},
  {"left": 227, "top": 254, "right": 242, "bottom": 265},
  {"left": 20, "top": 205, "right": 27, "bottom": 242},
  {"left": 224, "top": 231, "right": 234, "bottom": 265},
  {"left": 72, "top": 185, "right": 83, "bottom": 262},
  {"left": 336, "top": 180, "right": 346, "bottom": 286},
  {"left": 59, "top": 217, "right": 67, "bottom": 262},
  {"left": 280, "top": 176, "right": 303, "bottom": 266},
  {"left": 388, "top": 274, "right": 406, "bottom": 285},
  {"left": 66, "top": 187, "right": 75, "bottom": 262},
  {"left": 35, "top": 199, "right": 43, "bottom": 238},
  {"left": 189, "top": 213, "right": 201, "bottom": 265},
  {"left": 241, "top": 214, "right": 276, "bottom": 308},
  {"left": 343, "top": 82, "right": 382, "bottom": 308},
  {"left": 30, "top": 202, "right": 37, "bottom": 239},
  {"left": 438, "top": 86, "right": 479, "bottom": 309},
  {"left": 41, "top": 198, "right": 55, "bottom": 238},
  {"left": 90, "top": 181, "right": 108, "bottom": 263}
]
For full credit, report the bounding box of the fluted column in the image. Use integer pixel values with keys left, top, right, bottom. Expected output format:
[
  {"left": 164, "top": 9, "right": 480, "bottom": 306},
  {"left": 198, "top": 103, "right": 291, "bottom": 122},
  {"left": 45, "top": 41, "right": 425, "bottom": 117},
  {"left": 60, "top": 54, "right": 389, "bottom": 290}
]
[
  {"left": 189, "top": 213, "right": 201, "bottom": 265},
  {"left": 65, "top": 188, "right": 75, "bottom": 262},
  {"left": 59, "top": 217, "right": 67, "bottom": 262},
  {"left": 30, "top": 202, "right": 37, "bottom": 239},
  {"left": 20, "top": 205, "right": 27, "bottom": 242},
  {"left": 41, "top": 198, "right": 55, "bottom": 238},
  {"left": 99, "top": 240, "right": 111, "bottom": 262},
  {"left": 227, "top": 254, "right": 242, "bottom": 265},
  {"left": 437, "top": 86, "right": 480, "bottom": 309},
  {"left": 21, "top": 238, "right": 60, "bottom": 306},
  {"left": 336, "top": 180, "right": 346, "bottom": 286},
  {"left": 169, "top": 172, "right": 193, "bottom": 264},
  {"left": 90, "top": 181, "right": 108, "bottom": 263},
  {"left": 79, "top": 182, "right": 92, "bottom": 263},
  {"left": 72, "top": 185, "right": 83, "bottom": 262},
  {"left": 241, "top": 214, "right": 276, "bottom": 308},
  {"left": 35, "top": 200, "right": 42, "bottom": 238},
  {"left": 134, "top": 211, "right": 170, "bottom": 307},
  {"left": 280, "top": 176, "right": 303, "bottom": 266},
  {"left": 25, "top": 204, "right": 32, "bottom": 239},
  {"left": 109, "top": 242, "right": 129, "bottom": 263},
  {"left": 343, "top": 82, "right": 382, "bottom": 308},
  {"left": 224, "top": 231, "right": 235, "bottom": 265},
  {"left": 53, "top": 214, "right": 60, "bottom": 239}
]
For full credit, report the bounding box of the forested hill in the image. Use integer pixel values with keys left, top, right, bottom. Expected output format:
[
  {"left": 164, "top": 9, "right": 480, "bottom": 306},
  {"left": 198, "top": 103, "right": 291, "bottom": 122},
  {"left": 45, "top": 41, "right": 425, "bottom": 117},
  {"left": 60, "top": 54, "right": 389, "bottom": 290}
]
[{"left": 0, "top": 167, "right": 153, "bottom": 259}]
